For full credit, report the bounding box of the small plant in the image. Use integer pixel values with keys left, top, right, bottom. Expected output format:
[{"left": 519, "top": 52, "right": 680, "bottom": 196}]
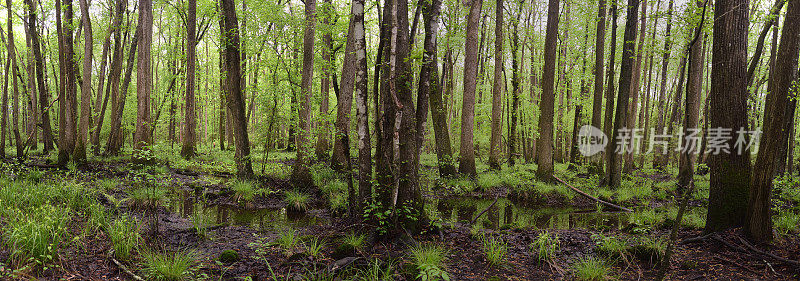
[
  {"left": 631, "top": 237, "right": 666, "bottom": 264},
  {"left": 571, "top": 257, "right": 611, "bottom": 281},
  {"left": 409, "top": 243, "right": 450, "bottom": 281},
  {"left": 274, "top": 228, "right": 300, "bottom": 256},
  {"left": 4, "top": 205, "right": 70, "bottom": 268},
  {"left": 86, "top": 203, "right": 110, "bottom": 233},
  {"left": 284, "top": 190, "right": 310, "bottom": 212},
  {"left": 775, "top": 210, "right": 800, "bottom": 235},
  {"left": 480, "top": 234, "right": 508, "bottom": 267},
  {"left": 97, "top": 178, "right": 120, "bottom": 191},
  {"left": 126, "top": 186, "right": 167, "bottom": 209},
  {"left": 302, "top": 237, "right": 325, "bottom": 259},
  {"left": 531, "top": 231, "right": 560, "bottom": 263},
  {"left": 190, "top": 208, "right": 214, "bottom": 239},
  {"left": 140, "top": 249, "right": 198, "bottom": 281},
  {"left": 231, "top": 180, "right": 268, "bottom": 202},
  {"left": 311, "top": 164, "right": 337, "bottom": 187},
  {"left": 334, "top": 233, "right": 365, "bottom": 258},
  {"left": 25, "top": 168, "right": 45, "bottom": 183},
  {"left": 108, "top": 215, "right": 141, "bottom": 260}
]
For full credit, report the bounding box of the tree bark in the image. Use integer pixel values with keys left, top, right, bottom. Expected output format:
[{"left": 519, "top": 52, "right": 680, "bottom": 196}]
[
  {"left": 106, "top": 14, "right": 138, "bottom": 156},
  {"left": 133, "top": 0, "right": 153, "bottom": 160},
  {"left": 422, "top": 0, "right": 453, "bottom": 178},
  {"left": 536, "top": 0, "right": 561, "bottom": 182},
  {"left": 705, "top": 0, "right": 753, "bottom": 233},
  {"left": 74, "top": 0, "right": 93, "bottom": 161},
  {"left": 57, "top": 0, "right": 78, "bottom": 166},
  {"left": 314, "top": 0, "right": 333, "bottom": 161},
  {"left": 677, "top": 2, "right": 707, "bottom": 190},
  {"left": 181, "top": 0, "right": 198, "bottom": 159},
  {"left": 220, "top": 0, "right": 254, "bottom": 178},
  {"left": 331, "top": 10, "right": 357, "bottom": 172},
  {"left": 26, "top": 0, "right": 54, "bottom": 153},
  {"left": 351, "top": 0, "right": 371, "bottom": 215},
  {"left": 458, "top": 0, "right": 483, "bottom": 177},
  {"left": 5, "top": 0, "right": 22, "bottom": 158},
  {"left": 747, "top": 0, "right": 800, "bottom": 243},
  {"left": 653, "top": 0, "right": 674, "bottom": 170},
  {"left": 90, "top": 10, "right": 115, "bottom": 154},
  {"left": 606, "top": 0, "right": 640, "bottom": 188},
  {"left": 291, "top": 0, "right": 316, "bottom": 185},
  {"left": 488, "top": 0, "right": 504, "bottom": 170},
  {"left": 589, "top": 0, "right": 607, "bottom": 171},
  {"left": 623, "top": 1, "right": 647, "bottom": 174},
  {"left": 602, "top": 1, "right": 619, "bottom": 175}
]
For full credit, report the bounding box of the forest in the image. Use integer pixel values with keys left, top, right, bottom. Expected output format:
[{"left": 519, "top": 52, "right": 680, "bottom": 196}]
[{"left": 0, "top": 0, "right": 799, "bottom": 279}]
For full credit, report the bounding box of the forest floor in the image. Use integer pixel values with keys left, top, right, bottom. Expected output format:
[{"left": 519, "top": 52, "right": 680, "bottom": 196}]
[{"left": 0, "top": 148, "right": 799, "bottom": 280}]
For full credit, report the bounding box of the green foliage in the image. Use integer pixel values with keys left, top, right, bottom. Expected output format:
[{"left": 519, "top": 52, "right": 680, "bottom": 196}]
[
  {"left": 126, "top": 186, "right": 168, "bottom": 209},
  {"left": 284, "top": 190, "right": 311, "bottom": 212},
  {"left": 340, "top": 233, "right": 365, "bottom": 251},
  {"left": 409, "top": 243, "right": 450, "bottom": 281},
  {"left": 140, "top": 249, "right": 198, "bottom": 281},
  {"left": 774, "top": 209, "right": 800, "bottom": 235},
  {"left": 108, "top": 215, "right": 141, "bottom": 261},
  {"left": 86, "top": 203, "right": 110, "bottom": 233},
  {"left": 440, "top": 176, "right": 476, "bottom": 195},
  {"left": 97, "top": 178, "right": 121, "bottom": 191},
  {"left": 571, "top": 257, "right": 611, "bottom": 281},
  {"left": 479, "top": 234, "right": 508, "bottom": 267},
  {"left": 530, "top": 231, "right": 559, "bottom": 263},
  {"left": 311, "top": 164, "right": 337, "bottom": 187},
  {"left": 274, "top": 228, "right": 300, "bottom": 256},
  {"left": 190, "top": 208, "right": 214, "bottom": 239},
  {"left": 231, "top": 180, "right": 270, "bottom": 202},
  {"left": 3, "top": 205, "right": 70, "bottom": 268},
  {"left": 631, "top": 237, "right": 666, "bottom": 264},
  {"left": 302, "top": 237, "right": 325, "bottom": 259},
  {"left": 320, "top": 179, "right": 348, "bottom": 211},
  {"left": 356, "top": 259, "right": 396, "bottom": 281}
]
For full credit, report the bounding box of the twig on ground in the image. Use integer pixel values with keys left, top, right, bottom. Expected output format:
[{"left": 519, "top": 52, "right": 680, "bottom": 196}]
[
  {"left": 552, "top": 175, "right": 632, "bottom": 212},
  {"left": 470, "top": 196, "right": 500, "bottom": 225},
  {"left": 109, "top": 250, "right": 145, "bottom": 281}
]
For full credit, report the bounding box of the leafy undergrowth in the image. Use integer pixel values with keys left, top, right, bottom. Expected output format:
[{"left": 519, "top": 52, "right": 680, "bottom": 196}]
[{"left": 1, "top": 151, "right": 799, "bottom": 280}]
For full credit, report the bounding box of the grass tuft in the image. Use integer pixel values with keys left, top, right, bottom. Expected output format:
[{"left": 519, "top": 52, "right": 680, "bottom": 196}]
[{"left": 140, "top": 249, "right": 198, "bottom": 281}]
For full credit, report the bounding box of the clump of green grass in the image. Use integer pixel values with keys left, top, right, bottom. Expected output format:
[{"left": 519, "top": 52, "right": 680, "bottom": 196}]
[
  {"left": 140, "top": 249, "right": 198, "bottom": 281},
  {"left": 274, "top": 228, "right": 300, "bottom": 256},
  {"left": 531, "top": 231, "right": 560, "bottom": 263},
  {"left": 262, "top": 162, "right": 292, "bottom": 180},
  {"left": 631, "top": 237, "right": 666, "bottom": 264},
  {"left": 108, "top": 215, "right": 141, "bottom": 260},
  {"left": 190, "top": 208, "right": 214, "bottom": 239},
  {"left": 409, "top": 244, "right": 450, "bottom": 281},
  {"left": 125, "top": 187, "right": 167, "bottom": 209},
  {"left": 592, "top": 233, "right": 630, "bottom": 261},
  {"left": 97, "top": 178, "right": 120, "bottom": 191},
  {"left": 441, "top": 176, "right": 476, "bottom": 195},
  {"left": 302, "top": 237, "right": 326, "bottom": 259},
  {"left": 321, "top": 179, "right": 348, "bottom": 211},
  {"left": 86, "top": 203, "right": 110, "bottom": 233},
  {"left": 230, "top": 180, "right": 269, "bottom": 202},
  {"left": 284, "top": 190, "right": 310, "bottom": 212},
  {"left": 572, "top": 257, "right": 611, "bottom": 281},
  {"left": 479, "top": 235, "right": 508, "bottom": 267},
  {"left": 24, "top": 168, "right": 45, "bottom": 183},
  {"left": 311, "top": 164, "right": 337, "bottom": 187}
]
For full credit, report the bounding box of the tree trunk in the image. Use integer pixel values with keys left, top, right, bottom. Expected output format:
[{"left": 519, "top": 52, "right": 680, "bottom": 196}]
[
  {"left": 375, "top": 0, "right": 394, "bottom": 207},
  {"left": 677, "top": 3, "right": 707, "bottom": 190},
  {"left": 589, "top": 0, "right": 607, "bottom": 172},
  {"left": 536, "top": 0, "right": 561, "bottom": 181},
  {"left": 422, "top": 0, "right": 453, "bottom": 178},
  {"left": 606, "top": 0, "right": 640, "bottom": 188},
  {"left": 314, "top": 0, "right": 333, "bottom": 161},
  {"left": 6, "top": 0, "right": 22, "bottom": 158},
  {"left": 487, "top": 0, "right": 504, "bottom": 170},
  {"left": 331, "top": 10, "right": 357, "bottom": 172},
  {"left": 508, "top": 4, "right": 522, "bottom": 167},
  {"left": 90, "top": 10, "right": 115, "bottom": 154},
  {"left": 74, "top": 0, "right": 93, "bottom": 161},
  {"left": 653, "top": 0, "right": 674, "bottom": 170},
  {"left": 133, "top": 0, "right": 153, "bottom": 160},
  {"left": 106, "top": 15, "right": 138, "bottom": 156},
  {"left": 705, "top": 0, "right": 753, "bottom": 233},
  {"left": 351, "top": 0, "right": 371, "bottom": 215},
  {"left": 458, "top": 0, "right": 482, "bottom": 177},
  {"left": 292, "top": 0, "right": 316, "bottom": 185},
  {"left": 220, "top": 0, "right": 254, "bottom": 178},
  {"left": 181, "top": 0, "right": 198, "bottom": 159},
  {"left": 602, "top": 1, "right": 619, "bottom": 175},
  {"left": 58, "top": 0, "right": 78, "bottom": 166},
  {"left": 747, "top": 0, "right": 800, "bottom": 243},
  {"left": 623, "top": 1, "right": 647, "bottom": 174},
  {"left": 26, "top": 0, "right": 54, "bottom": 153}
]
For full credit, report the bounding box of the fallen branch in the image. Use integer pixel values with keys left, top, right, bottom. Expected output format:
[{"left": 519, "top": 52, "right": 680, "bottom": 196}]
[
  {"left": 736, "top": 236, "right": 800, "bottom": 268},
  {"left": 109, "top": 250, "right": 145, "bottom": 281},
  {"left": 552, "top": 175, "right": 632, "bottom": 212},
  {"left": 470, "top": 196, "right": 500, "bottom": 224},
  {"left": 681, "top": 233, "right": 714, "bottom": 244}
]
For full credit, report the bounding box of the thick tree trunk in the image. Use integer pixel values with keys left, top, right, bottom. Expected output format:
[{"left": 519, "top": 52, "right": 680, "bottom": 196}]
[
  {"left": 508, "top": 5, "right": 522, "bottom": 167},
  {"left": 623, "top": 2, "right": 647, "bottom": 174},
  {"left": 747, "top": 0, "right": 800, "bottom": 243},
  {"left": 181, "top": 0, "right": 198, "bottom": 159},
  {"left": 422, "top": 0, "right": 453, "bottom": 178},
  {"left": 351, "top": 0, "right": 371, "bottom": 215},
  {"left": 220, "top": 0, "right": 254, "bottom": 178},
  {"left": 331, "top": 11, "right": 357, "bottom": 172},
  {"left": 536, "top": 0, "right": 560, "bottom": 181},
  {"left": 292, "top": 0, "right": 316, "bottom": 185},
  {"left": 487, "top": 0, "right": 504, "bottom": 170},
  {"left": 375, "top": 0, "right": 394, "bottom": 207},
  {"left": 458, "top": 0, "right": 482, "bottom": 177},
  {"left": 74, "top": 0, "right": 93, "bottom": 161},
  {"left": 706, "top": 0, "right": 753, "bottom": 233},
  {"left": 133, "top": 0, "right": 153, "bottom": 160},
  {"left": 606, "top": 0, "right": 640, "bottom": 188},
  {"left": 57, "top": 0, "right": 78, "bottom": 166}
]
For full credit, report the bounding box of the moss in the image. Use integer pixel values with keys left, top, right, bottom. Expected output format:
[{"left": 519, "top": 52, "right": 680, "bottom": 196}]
[{"left": 219, "top": 249, "right": 239, "bottom": 263}]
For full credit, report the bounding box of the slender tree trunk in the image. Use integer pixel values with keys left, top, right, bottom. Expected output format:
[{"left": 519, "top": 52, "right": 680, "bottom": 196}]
[
  {"left": 314, "top": 0, "right": 333, "bottom": 161},
  {"left": 589, "top": 0, "right": 607, "bottom": 172},
  {"left": 623, "top": 1, "right": 647, "bottom": 173},
  {"left": 26, "top": 0, "right": 54, "bottom": 153},
  {"left": 221, "top": 0, "right": 254, "bottom": 178},
  {"left": 181, "top": 0, "right": 198, "bottom": 159},
  {"left": 375, "top": 0, "right": 394, "bottom": 206},
  {"left": 422, "top": 0, "right": 453, "bottom": 178},
  {"left": 508, "top": 5, "right": 522, "bottom": 167},
  {"left": 653, "top": 0, "right": 674, "bottom": 170},
  {"left": 106, "top": 14, "right": 138, "bottom": 156},
  {"left": 90, "top": 13, "right": 115, "bottom": 154},
  {"left": 747, "top": 0, "right": 800, "bottom": 242},
  {"left": 706, "top": 0, "right": 753, "bottom": 233},
  {"left": 536, "top": 0, "right": 560, "bottom": 181},
  {"left": 488, "top": 0, "right": 504, "bottom": 170},
  {"left": 331, "top": 10, "right": 357, "bottom": 172},
  {"left": 74, "top": 0, "right": 93, "bottom": 161},
  {"left": 292, "top": 0, "right": 316, "bottom": 184},
  {"left": 746, "top": 0, "right": 787, "bottom": 87},
  {"left": 6, "top": 0, "right": 22, "bottom": 158},
  {"left": 602, "top": 1, "right": 619, "bottom": 176},
  {"left": 677, "top": 3, "right": 706, "bottom": 190},
  {"left": 58, "top": 0, "right": 78, "bottom": 166},
  {"left": 351, "top": 0, "right": 371, "bottom": 215},
  {"left": 606, "top": 0, "right": 640, "bottom": 188},
  {"left": 458, "top": 0, "right": 483, "bottom": 177}
]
